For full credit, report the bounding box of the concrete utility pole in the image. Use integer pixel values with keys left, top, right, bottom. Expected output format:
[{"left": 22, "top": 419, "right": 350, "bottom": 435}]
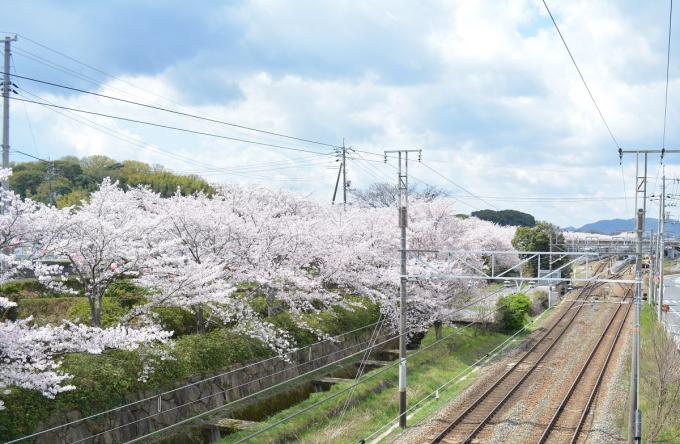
[
  {"left": 384, "top": 148, "right": 421, "bottom": 428},
  {"left": 46, "top": 160, "right": 56, "bottom": 206},
  {"left": 658, "top": 175, "right": 666, "bottom": 318},
  {"left": 649, "top": 229, "right": 655, "bottom": 306},
  {"left": 2, "top": 34, "right": 17, "bottom": 190},
  {"left": 342, "top": 140, "right": 347, "bottom": 209},
  {"left": 631, "top": 209, "right": 643, "bottom": 443}
]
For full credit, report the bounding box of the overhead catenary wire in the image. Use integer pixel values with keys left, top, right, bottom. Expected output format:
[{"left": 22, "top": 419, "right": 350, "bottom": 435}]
[
  {"left": 663, "top": 0, "right": 674, "bottom": 153},
  {"left": 361, "top": 306, "right": 553, "bottom": 443}
]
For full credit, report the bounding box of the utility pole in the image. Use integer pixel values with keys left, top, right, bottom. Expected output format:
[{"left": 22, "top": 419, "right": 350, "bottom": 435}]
[
  {"left": 332, "top": 140, "right": 352, "bottom": 208},
  {"left": 342, "top": 140, "right": 347, "bottom": 209},
  {"left": 549, "top": 232, "right": 553, "bottom": 272},
  {"left": 632, "top": 209, "right": 643, "bottom": 443},
  {"left": 384, "top": 148, "right": 421, "bottom": 428},
  {"left": 658, "top": 175, "right": 666, "bottom": 318},
  {"left": 648, "top": 229, "right": 654, "bottom": 306},
  {"left": 618, "top": 148, "right": 680, "bottom": 443},
  {"left": 2, "top": 34, "right": 17, "bottom": 190},
  {"left": 46, "top": 160, "right": 56, "bottom": 206}
]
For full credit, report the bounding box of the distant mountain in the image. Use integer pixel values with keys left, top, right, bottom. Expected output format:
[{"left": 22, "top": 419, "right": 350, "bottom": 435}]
[{"left": 567, "top": 218, "right": 680, "bottom": 236}]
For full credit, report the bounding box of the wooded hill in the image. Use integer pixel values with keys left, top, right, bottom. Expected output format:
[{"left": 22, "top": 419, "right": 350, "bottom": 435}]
[{"left": 9, "top": 155, "right": 214, "bottom": 207}]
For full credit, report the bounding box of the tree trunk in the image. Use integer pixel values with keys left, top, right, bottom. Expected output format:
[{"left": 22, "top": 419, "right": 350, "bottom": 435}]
[
  {"left": 194, "top": 305, "right": 206, "bottom": 333},
  {"left": 87, "top": 295, "right": 99, "bottom": 327},
  {"left": 266, "top": 290, "right": 277, "bottom": 317},
  {"left": 434, "top": 320, "right": 443, "bottom": 340},
  {"left": 92, "top": 293, "right": 103, "bottom": 327}
]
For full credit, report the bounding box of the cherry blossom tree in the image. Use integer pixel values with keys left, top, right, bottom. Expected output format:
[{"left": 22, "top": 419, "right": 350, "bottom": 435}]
[
  {"left": 0, "top": 173, "right": 171, "bottom": 410},
  {"left": 222, "top": 184, "right": 342, "bottom": 319},
  {"left": 317, "top": 199, "right": 518, "bottom": 335},
  {"left": 32, "top": 179, "right": 158, "bottom": 327},
  {"left": 0, "top": 314, "right": 171, "bottom": 411},
  {"left": 129, "top": 189, "right": 294, "bottom": 352}
]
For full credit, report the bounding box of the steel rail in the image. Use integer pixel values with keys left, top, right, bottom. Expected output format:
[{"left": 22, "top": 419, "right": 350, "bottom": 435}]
[
  {"left": 430, "top": 262, "right": 612, "bottom": 443},
  {"left": 459, "top": 276, "right": 614, "bottom": 444},
  {"left": 568, "top": 290, "right": 633, "bottom": 444},
  {"left": 537, "top": 286, "right": 632, "bottom": 443}
]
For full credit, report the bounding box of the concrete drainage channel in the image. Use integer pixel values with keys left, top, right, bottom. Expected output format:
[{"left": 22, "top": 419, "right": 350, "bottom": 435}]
[{"left": 161, "top": 350, "right": 400, "bottom": 443}]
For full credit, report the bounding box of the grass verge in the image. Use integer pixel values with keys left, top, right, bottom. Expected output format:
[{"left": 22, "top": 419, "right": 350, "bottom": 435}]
[
  {"left": 219, "top": 313, "right": 548, "bottom": 444},
  {"left": 638, "top": 305, "right": 680, "bottom": 443}
]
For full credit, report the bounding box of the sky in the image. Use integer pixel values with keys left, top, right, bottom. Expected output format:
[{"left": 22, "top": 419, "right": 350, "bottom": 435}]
[{"left": 2, "top": 0, "right": 679, "bottom": 227}]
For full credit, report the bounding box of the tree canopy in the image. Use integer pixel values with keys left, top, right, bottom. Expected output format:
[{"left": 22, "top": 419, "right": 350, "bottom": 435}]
[
  {"left": 511, "top": 221, "right": 568, "bottom": 275},
  {"left": 471, "top": 209, "right": 536, "bottom": 227},
  {"left": 9, "top": 155, "right": 214, "bottom": 206}
]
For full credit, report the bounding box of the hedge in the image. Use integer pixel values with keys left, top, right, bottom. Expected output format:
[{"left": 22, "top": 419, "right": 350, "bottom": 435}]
[{"left": 0, "top": 296, "right": 381, "bottom": 441}]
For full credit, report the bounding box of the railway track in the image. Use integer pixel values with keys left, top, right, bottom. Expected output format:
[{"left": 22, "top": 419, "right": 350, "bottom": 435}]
[
  {"left": 429, "top": 262, "right": 620, "bottom": 444},
  {"left": 536, "top": 286, "right": 633, "bottom": 443}
]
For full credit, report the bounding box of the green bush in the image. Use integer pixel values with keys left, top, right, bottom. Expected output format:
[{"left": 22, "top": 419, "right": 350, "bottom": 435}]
[
  {"left": 496, "top": 293, "right": 532, "bottom": 331},
  {"left": 104, "top": 279, "right": 148, "bottom": 308},
  {"left": 0, "top": 277, "right": 80, "bottom": 298},
  {"left": 269, "top": 312, "right": 318, "bottom": 346},
  {"left": 16, "top": 297, "right": 82, "bottom": 324},
  {"left": 67, "top": 297, "right": 126, "bottom": 326},
  {"left": 0, "top": 389, "right": 50, "bottom": 439},
  {"left": 152, "top": 306, "right": 197, "bottom": 336},
  {"left": 313, "top": 296, "right": 381, "bottom": 336}
]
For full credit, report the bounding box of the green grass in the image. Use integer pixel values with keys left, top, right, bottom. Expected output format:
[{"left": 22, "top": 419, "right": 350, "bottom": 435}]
[
  {"left": 638, "top": 305, "right": 680, "bottom": 443},
  {"left": 219, "top": 315, "right": 546, "bottom": 444}
]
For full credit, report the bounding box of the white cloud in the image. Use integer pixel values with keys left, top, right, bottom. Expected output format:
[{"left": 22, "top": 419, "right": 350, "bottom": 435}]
[{"left": 8, "top": 0, "right": 680, "bottom": 226}]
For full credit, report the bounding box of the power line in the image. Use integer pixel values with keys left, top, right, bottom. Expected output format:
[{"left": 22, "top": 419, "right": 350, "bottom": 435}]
[
  {"left": 9, "top": 55, "right": 40, "bottom": 158},
  {"left": 361, "top": 307, "right": 551, "bottom": 442},
  {"left": 11, "top": 94, "right": 335, "bottom": 157},
  {"left": 663, "top": 0, "right": 674, "bottom": 152},
  {"left": 12, "top": 89, "right": 333, "bottom": 183},
  {"left": 4, "top": 71, "right": 345, "bottom": 150},
  {"left": 11, "top": 35, "right": 350, "bottom": 152},
  {"left": 230, "top": 306, "right": 504, "bottom": 444},
  {"left": 420, "top": 162, "right": 500, "bottom": 210},
  {"left": 542, "top": 0, "right": 621, "bottom": 149}
]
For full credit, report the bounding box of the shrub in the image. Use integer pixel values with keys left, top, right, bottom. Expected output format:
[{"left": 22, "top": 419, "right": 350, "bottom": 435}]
[
  {"left": 496, "top": 293, "right": 532, "bottom": 331},
  {"left": 104, "top": 279, "right": 148, "bottom": 308},
  {"left": 67, "top": 297, "right": 126, "bottom": 326},
  {"left": 16, "top": 297, "right": 82, "bottom": 324},
  {"left": 528, "top": 289, "right": 548, "bottom": 315},
  {"left": 0, "top": 277, "right": 80, "bottom": 298},
  {"left": 152, "top": 306, "right": 197, "bottom": 336},
  {"left": 269, "top": 312, "right": 318, "bottom": 346}
]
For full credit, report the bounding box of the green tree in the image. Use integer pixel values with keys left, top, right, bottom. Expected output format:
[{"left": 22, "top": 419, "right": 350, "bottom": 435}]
[
  {"left": 511, "top": 221, "right": 569, "bottom": 276},
  {"left": 8, "top": 155, "right": 215, "bottom": 205},
  {"left": 471, "top": 209, "right": 536, "bottom": 227},
  {"left": 496, "top": 292, "right": 532, "bottom": 331}
]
